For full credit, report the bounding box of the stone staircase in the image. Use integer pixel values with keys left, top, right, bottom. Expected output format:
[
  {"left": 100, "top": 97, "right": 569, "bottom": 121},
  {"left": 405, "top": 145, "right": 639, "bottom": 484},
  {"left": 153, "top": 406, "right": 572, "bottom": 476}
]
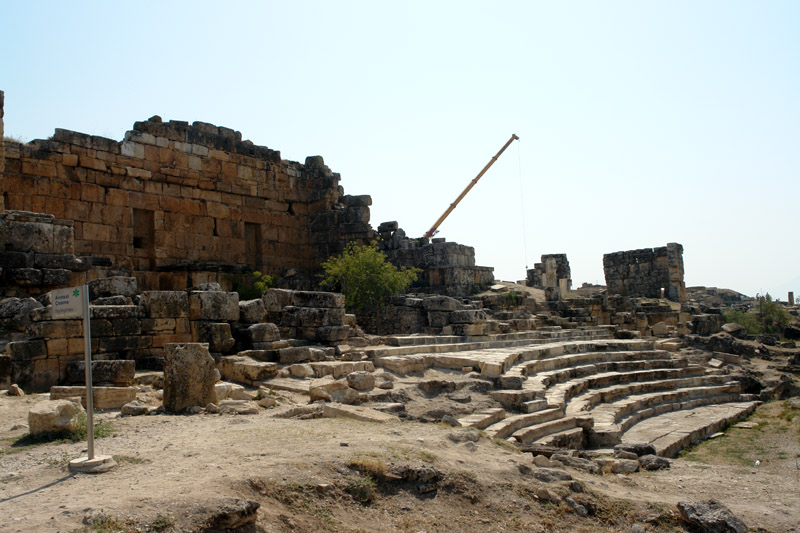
[{"left": 248, "top": 324, "right": 758, "bottom": 457}]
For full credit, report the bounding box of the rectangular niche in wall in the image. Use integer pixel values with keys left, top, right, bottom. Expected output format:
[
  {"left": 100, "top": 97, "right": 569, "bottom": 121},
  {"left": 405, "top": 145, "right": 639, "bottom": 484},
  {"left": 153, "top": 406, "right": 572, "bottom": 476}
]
[
  {"left": 133, "top": 208, "right": 155, "bottom": 270},
  {"left": 244, "top": 222, "right": 263, "bottom": 271}
]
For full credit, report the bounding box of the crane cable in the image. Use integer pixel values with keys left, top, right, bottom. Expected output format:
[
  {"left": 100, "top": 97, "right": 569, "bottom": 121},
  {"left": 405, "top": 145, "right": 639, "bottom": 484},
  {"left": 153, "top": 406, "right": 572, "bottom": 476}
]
[{"left": 516, "top": 139, "right": 529, "bottom": 271}]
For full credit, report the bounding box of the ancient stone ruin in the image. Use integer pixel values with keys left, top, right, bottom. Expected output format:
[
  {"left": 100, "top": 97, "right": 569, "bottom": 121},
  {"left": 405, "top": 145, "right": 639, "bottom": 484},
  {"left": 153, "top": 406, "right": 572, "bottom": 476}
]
[
  {"left": 526, "top": 253, "right": 572, "bottom": 300},
  {"left": 1, "top": 89, "right": 798, "bottom": 532},
  {"left": 603, "top": 243, "right": 686, "bottom": 302}
]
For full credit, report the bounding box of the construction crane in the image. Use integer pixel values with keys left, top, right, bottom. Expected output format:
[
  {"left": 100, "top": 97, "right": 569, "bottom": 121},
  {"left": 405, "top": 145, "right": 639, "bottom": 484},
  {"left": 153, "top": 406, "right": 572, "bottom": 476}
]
[{"left": 423, "top": 133, "right": 519, "bottom": 239}]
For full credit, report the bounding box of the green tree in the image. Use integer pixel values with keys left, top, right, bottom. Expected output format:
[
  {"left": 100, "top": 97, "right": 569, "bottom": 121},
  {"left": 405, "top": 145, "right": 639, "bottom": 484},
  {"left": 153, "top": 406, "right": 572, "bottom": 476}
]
[{"left": 320, "top": 241, "right": 420, "bottom": 334}]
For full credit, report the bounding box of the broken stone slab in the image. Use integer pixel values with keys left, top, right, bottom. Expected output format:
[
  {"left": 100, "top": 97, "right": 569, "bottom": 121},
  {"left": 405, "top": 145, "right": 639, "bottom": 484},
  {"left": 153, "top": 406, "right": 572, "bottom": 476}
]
[
  {"left": 422, "top": 295, "right": 461, "bottom": 312},
  {"left": 7, "top": 383, "right": 25, "bottom": 396},
  {"left": 315, "top": 326, "right": 350, "bottom": 343},
  {"left": 346, "top": 371, "right": 374, "bottom": 391},
  {"left": 66, "top": 360, "right": 135, "bottom": 386},
  {"left": 309, "top": 376, "right": 360, "bottom": 404},
  {"left": 120, "top": 400, "right": 150, "bottom": 416},
  {"left": 28, "top": 398, "right": 84, "bottom": 435},
  {"left": 278, "top": 346, "right": 313, "bottom": 364},
  {"left": 189, "top": 291, "right": 239, "bottom": 321},
  {"left": 215, "top": 399, "right": 260, "bottom": 415},
  {"left": 614, "top": 443, "right": 657, "bottom": 457},
  {"left": 88, "top": 276, "right": 137, "bottom": 300},
  {"left": 217, "top": 355, "right": 278, "bottom": 385},
  {"left": 162, "top": 343, "right": 218, "bottom": 413},
  {"left": 532, "top": 467, "right": 573, "bottom": 483},
  {"left": 595, "top": 458, "right": 639, "bottom": 474},
  {"left": 320, "top": 403, "right": 397, "bottom": 423},
  {"left": 447, "top": 428, "right": 480, "bottom": 443},
  {"left": 50, "top": 386, "right": 137, "bottom": 410},
  {"left": 639, "top": 454, "right": 671, "bottom": 471},
  {"left": 677, "top": 499, "right": 748, "bottom": 533},
  {"left": 551, "top": 453, "right": 601, "bottom": 474}
]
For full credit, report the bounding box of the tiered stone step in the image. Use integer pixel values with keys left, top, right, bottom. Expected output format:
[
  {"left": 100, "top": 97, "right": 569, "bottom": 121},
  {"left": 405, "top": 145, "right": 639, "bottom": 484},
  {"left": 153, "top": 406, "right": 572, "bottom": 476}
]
[
  {"left": 544, "top": 366, "right": 708, "bottom": 410},
  {"left": 484, "top": 407, "right": 564, "bottom": 440},
  {"left": 376, "top": 327, "right": 620, "bottom": 378},
  {"left": 457, "top": 407, "right": 506, "bottom": 429},
  {"left": 619, "top": 401, "right": 761, "bottom": 457},
  {"left": 511, "top": 415, "right": 594, "bottom": 445},
  {"left": 586, "top": 381, "right": 746, "bottom": 446}
]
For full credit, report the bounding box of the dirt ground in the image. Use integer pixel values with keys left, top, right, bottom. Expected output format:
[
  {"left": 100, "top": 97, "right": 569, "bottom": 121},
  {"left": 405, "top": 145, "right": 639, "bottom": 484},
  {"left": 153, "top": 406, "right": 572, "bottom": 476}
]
[{"left": 1, "top": 387, "right": 799, "bottom": 533}]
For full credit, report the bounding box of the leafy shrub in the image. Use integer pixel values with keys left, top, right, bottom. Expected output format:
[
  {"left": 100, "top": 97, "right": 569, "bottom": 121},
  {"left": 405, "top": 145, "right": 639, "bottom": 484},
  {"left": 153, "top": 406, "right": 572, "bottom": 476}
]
[{"left": 723, "top": 293, "right": 791, "bottom": 336}]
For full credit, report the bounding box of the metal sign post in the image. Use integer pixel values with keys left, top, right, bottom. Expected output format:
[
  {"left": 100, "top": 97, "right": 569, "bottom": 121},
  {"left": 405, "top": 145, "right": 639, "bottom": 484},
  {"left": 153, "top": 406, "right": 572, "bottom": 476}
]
[{"left": 51, "top": 285, "right": 116, "bottom": 474}]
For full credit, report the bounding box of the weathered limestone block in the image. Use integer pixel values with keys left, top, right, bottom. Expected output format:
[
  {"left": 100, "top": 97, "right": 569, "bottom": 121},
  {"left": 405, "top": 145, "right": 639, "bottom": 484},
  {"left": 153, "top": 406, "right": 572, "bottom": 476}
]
[
  {"left": 163, "top": 343, "right": 218, "bottom": 413},
  {"left": 278, "top": 346, "right": 312, "bottom": 364},
  {"left": 28, "top": 399, "right": 85, "bottom": 435},
  {"left": 140, "top": 291, "right": 189, "bottom": 318},
  {"left": 66, "top": 360, "right": 135, "bottom": 386},
  {"left": 451, "top": 323, "right": 487, "bottom": 336},
  {"left": 217, "top": 355, "right": 278, "bottom": 385},
  {"left": 189, "top": 291, "right": 239, "bottom": 321},
  {"left": 121, "top": 400, "right": 150, "bottom": 416},
  {"left": 422, "top": 295, "right": 460, "bottom": 312},
  {"left": 346, "top": 371, "right": 374, "bottom": 391},
  {"left": 192, "top": 322, "right": 235, "bottom": 353},
  {"left": 90, "top": 305, "right": 140, "bottom": 320},
  {"left": 280, "top": 306, "right": 346, "bottom": 328},
  {"left": 261, "top": 289, "right": 294, "bottom": 314},
  {"left": 309, "top": 376, "right": 360, "bottom": 404},
  {"left": 315, "top": 326, "right": 350, "bottom": 343},
  {"left": 10, "top": 268, "right": 42, "bottom": 286},
  {"left": 50, "top": 386, "right": 137, "bottom": 410},
  {"left": 42, "top": 268, "right": 71, "bottom": 286},
  {"left": 247, "top": 323, "right": 280, "bottom": 343},
  {"left": 0, "top": 297, "right": 42, "bottom": 331},
  {"left": 88, "top": 276, "right": 137, "bottom": 300},
  {"left": 290, "top": 291, "right": 345, "bottom": 309},
  {"left": 6, "top": 340, "right": 47, "bottom": 361},
  {"left": 93, "top": 335, "right": 152, "bottom": 354},
  {"left": 239, "top": 299, "right": 266, "bottom": 323},
  {"left": 449, "top": 309, "right": 487, "bottom": 324}
]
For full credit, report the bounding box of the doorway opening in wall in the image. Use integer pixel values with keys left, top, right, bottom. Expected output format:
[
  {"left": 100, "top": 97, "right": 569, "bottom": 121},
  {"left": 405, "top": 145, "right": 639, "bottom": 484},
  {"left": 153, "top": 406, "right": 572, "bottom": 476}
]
[
  {"left": 660, "top": 287, "right": 665, "bottom": 298},
  {"left": 133, "top": 208, "right": 155, "bottom": 270},
  {"left": 244, "top": 222, "right": 263, "bottom": 271}
]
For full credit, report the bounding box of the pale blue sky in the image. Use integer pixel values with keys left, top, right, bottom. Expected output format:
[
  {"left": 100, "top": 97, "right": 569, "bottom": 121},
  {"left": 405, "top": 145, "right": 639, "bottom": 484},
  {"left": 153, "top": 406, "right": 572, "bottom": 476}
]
[{"left": 2, "top": 1, "right": 798, "bottom": 297}]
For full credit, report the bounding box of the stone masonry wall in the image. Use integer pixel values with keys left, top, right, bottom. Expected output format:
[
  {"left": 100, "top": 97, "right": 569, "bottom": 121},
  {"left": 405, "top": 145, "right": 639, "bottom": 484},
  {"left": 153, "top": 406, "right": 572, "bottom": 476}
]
[
  {"left": 603, "top": 243, "right": 686, "bottom": 302},
  {"left": 376, "top": 221, "right": 494, "bottom": 297},
  {"left": 1, "top": 113, "right": 372, "bottom": 289}
]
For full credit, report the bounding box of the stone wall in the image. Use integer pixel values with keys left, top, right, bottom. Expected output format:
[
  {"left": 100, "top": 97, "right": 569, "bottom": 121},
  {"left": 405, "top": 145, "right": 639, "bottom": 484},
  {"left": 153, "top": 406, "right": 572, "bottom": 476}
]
[
  {"left": 1, "top": 112, "right": 372, "bottom": 289},
  {"left": 376, "top": 221, "right": 494, "bottom": 297},
  {"left": 603, "top": 243, "right": 686, "bottom": 302},
  {"left": 3, "top": 278, "right": 358, "bottom": 392}
]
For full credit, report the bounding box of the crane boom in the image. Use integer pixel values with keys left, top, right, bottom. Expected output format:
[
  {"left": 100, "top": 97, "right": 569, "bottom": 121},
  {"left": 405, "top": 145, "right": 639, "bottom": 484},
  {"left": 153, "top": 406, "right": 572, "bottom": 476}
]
[{"left": 423, "top": 133, "right": 519, "bottom": 239}]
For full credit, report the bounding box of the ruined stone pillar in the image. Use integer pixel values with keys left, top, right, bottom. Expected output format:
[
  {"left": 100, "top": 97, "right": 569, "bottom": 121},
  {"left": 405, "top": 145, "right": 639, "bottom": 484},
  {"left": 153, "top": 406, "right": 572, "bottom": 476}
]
[
  {"left": 1, "top": 89, "right": 5, "bottom": 212},
  {"left": 789, "top": 292, "right": 795, "bottom": 306}
]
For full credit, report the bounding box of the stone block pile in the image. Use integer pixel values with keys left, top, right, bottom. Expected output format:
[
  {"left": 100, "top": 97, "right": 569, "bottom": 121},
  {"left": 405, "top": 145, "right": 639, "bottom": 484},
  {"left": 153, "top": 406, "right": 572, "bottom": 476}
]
[
  {"left": 376, "top": 221, "right": 494, "bottom": 297},
  {"left": 1, "top": 277, "right": 364, "bottom": 392}
]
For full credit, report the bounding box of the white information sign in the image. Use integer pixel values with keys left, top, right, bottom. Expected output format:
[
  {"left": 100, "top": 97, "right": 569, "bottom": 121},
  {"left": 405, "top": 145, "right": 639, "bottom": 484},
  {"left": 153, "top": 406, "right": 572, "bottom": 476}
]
[{"left": 51, "top": 286, "right": 86, "bottom": 319}]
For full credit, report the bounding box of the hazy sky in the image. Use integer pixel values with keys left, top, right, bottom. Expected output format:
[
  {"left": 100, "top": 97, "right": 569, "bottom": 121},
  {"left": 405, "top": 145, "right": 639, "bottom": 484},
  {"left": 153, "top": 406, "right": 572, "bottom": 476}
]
[{"left": 2, "top": 1, "right": 798, "bottom": 298}]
